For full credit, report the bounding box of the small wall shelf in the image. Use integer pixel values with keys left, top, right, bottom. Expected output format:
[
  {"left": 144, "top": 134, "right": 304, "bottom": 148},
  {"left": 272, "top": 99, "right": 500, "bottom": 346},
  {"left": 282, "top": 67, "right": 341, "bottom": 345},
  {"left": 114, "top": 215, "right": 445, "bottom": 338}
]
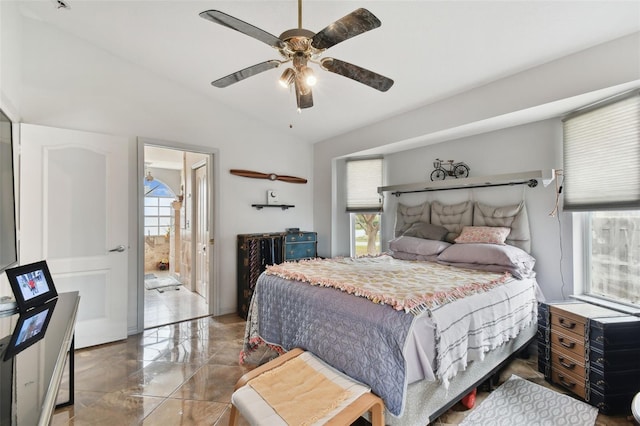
[
  {"left": 378, "top": 170, "right": 556, "bottom": 196},
  {"left": 252, "top": 204, "right": 295, "bottom": 210}
]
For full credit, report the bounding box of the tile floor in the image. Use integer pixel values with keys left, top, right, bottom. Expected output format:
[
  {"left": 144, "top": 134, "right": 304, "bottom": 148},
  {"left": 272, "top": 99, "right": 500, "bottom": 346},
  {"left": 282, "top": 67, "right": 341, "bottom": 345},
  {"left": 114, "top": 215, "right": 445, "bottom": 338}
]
[
  {"left": 143, "top": 273, "right": 209, "bottom": 329},
  {"left": 52, "top": 314, "right": 637, "bottom": 426}
]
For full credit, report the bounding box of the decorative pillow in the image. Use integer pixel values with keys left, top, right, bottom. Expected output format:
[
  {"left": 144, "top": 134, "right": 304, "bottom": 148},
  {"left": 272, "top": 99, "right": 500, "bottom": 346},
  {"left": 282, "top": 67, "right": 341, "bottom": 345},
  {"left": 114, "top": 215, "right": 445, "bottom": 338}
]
[
  {"left": 402, "top": 222, "right": 449, "bottom": 241},
  {"left": 437, "top": 243, "right": 536, "bottom": 279},
  {"left": 454, "top": 226, "right": 511, "bottom": 245},
  {"left": 389, "top": 236, "right": 451, "bottom": 256}
]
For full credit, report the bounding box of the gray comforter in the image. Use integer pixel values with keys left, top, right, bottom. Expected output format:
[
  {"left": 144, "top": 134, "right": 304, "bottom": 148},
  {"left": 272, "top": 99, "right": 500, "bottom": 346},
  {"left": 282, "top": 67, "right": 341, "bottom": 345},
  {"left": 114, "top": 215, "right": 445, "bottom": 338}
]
[{"left": 243, "top": 273, "right": 417, "bottom": 416}]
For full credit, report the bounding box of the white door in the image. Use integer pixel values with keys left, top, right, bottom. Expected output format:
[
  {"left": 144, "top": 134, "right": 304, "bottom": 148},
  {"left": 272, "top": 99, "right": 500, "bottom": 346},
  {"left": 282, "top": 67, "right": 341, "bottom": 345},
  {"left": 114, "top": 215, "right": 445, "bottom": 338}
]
[
  {"left": 194, "top": 163, "right": 209, "bottom": 302},
  {"left": 20, "top": 124, "right": 129, "bottom": 348}
]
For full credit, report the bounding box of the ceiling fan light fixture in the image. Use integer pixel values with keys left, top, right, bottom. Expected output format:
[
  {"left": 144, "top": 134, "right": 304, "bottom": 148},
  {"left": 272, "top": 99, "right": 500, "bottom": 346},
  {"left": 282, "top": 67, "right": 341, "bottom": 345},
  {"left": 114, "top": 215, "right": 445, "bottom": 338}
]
[
  {"left": 296, "top": 76, "right": 311, "bottom": 95},
  {"left": 279, "top": 68, "right": 296, "bottom": 88},
  {"left": 301, "top": 66, "right": 316, "bottom": 87}
]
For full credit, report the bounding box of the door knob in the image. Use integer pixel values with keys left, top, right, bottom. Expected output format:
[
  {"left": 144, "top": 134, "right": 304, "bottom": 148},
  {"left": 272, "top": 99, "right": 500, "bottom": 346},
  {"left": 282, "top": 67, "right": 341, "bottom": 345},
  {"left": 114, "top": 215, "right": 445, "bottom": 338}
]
[{"left": 109, "top": 245, "right": 126, "bottom": 253}]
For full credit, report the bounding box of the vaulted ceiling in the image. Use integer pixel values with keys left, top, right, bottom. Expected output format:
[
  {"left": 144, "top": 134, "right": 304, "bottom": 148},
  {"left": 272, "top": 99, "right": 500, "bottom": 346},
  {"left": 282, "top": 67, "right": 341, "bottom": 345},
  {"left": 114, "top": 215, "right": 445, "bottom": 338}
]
[{"left": 16, "top": 1, "right": 640, "bottom": 143}]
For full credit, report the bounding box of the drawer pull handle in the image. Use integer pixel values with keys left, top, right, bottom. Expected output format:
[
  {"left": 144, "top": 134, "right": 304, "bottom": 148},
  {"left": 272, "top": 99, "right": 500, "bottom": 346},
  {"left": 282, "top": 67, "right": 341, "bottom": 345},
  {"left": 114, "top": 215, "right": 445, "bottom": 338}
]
[
  {"left": 558, "top": 318, "right": 576, "bottom": 329},
  {"left": 558, "top": 357, "right": 575, "bottom": 369},
  {"left": 558, "top": 337, "right": 575, "bottom": 349},
  {"left": 597, "top": 380, "right": 605, "bottom": 386},
  {"left": 558, "top": 375, "right": 576, "bottom": 388},
  {"left": 595, "top": 336, "right": 605, "bottom": 343}
]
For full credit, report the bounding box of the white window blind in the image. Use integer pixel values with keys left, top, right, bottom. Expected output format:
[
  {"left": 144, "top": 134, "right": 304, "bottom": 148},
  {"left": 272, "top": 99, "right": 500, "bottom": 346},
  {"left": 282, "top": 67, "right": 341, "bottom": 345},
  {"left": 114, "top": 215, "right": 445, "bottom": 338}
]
[
  {"left": 346, "top": 158, "right": 383, "bottom": 212},
  {"left": 563, "top": 91, "right": 640, "bottom": 211}
]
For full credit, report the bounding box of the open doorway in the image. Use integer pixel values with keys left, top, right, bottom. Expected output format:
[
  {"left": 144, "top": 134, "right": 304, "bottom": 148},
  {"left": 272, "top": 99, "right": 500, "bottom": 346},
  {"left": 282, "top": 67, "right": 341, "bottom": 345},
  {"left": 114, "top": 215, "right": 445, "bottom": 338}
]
[{"left": 142, "top": 145, "right": 211, "bottom": 329}]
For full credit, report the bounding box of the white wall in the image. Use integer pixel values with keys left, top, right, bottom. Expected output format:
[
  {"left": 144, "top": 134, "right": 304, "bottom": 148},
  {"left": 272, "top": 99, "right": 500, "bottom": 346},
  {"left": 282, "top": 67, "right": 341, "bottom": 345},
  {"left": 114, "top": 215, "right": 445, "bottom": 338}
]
[
  {"left": 314, "top": 33, "right": 640, "bottom": 300},
  {"left": 1, "top": 7, "right": 314, "bottom": 331}
]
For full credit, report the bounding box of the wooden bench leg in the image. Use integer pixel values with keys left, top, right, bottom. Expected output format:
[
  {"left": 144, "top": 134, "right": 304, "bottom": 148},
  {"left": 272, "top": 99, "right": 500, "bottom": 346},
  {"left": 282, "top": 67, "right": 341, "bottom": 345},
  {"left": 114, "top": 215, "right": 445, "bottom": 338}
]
[
  {"left": 326, "top": 392, "right": 385, "bottom": 426},
  {"left": 228, "top": 404, "right": 239, "bottom": 426},
  {"left": 369, "top": 395, "right": 385, "bottom": 426}
]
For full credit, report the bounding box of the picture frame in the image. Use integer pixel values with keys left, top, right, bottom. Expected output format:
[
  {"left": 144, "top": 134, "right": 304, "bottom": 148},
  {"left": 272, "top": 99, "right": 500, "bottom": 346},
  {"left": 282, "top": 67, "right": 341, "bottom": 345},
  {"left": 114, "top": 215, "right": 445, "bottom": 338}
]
[
  {"left": 5, "top": 260, "right": 58, "bottom": 312},
  {"left": 3, "top": 298, "right": 57, "bottom": 361}
]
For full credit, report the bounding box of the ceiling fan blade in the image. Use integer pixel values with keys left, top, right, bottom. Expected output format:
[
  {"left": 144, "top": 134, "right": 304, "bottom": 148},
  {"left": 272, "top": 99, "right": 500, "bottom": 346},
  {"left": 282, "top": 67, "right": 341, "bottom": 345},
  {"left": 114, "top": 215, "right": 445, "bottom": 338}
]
[
  {"left": 311, "top": 8, "right": 381, "bottom": 50},
  {"left": 294, "top": 81, "right": 314, "bottom": 109},
  {"left": 200, "top": 10, "right": 285, "bottom": 49},
  {"left": 320, "top": 58, "right": 394, "bottom": 92},
  {"left": 212, "top": 60, "right": 281, "bottom": 88}
]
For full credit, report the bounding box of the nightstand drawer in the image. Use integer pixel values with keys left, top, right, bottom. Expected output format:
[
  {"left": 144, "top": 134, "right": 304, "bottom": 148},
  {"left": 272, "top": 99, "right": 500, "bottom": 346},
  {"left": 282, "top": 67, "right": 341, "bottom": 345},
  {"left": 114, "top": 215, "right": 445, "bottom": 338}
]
[
  {"left": 552, "top": 368, "right": 586, "bottom": 399},
  {"left": 551, "top": 351, "right": 585, "bottom": 380},
  {"left": 550, "top": 306, "right": 586, "bottom": 340},
  {"left": 550, "top": 331, "right": 585, "bottom": 360}
]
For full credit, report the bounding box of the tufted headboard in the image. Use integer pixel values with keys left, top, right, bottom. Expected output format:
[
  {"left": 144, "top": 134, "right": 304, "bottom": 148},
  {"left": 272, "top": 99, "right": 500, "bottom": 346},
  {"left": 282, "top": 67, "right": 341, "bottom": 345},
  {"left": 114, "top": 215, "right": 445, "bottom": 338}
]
[
  {"left": 394, "top": 201, "right": 431, "bottom": 237},
  {"left": 395, "top": 200, "right": 532, "bottom": 253},
  {"left": 472, "top": 201, "right": 531, "bottom": 252}
]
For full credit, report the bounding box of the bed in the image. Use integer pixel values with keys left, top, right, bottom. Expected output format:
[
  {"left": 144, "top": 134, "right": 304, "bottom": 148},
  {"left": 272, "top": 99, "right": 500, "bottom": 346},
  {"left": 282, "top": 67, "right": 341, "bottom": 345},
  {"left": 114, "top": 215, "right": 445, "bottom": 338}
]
[{"left": 240, "top": 200, "right": 540, "bottom": 425}]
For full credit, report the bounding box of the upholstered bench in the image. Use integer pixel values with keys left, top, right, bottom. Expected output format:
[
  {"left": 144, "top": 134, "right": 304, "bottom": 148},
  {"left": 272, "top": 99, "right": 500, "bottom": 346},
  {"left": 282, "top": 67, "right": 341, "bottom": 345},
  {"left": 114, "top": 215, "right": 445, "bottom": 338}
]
[{"left": 230, "top": 348, "right": 385, "bottom": 426}]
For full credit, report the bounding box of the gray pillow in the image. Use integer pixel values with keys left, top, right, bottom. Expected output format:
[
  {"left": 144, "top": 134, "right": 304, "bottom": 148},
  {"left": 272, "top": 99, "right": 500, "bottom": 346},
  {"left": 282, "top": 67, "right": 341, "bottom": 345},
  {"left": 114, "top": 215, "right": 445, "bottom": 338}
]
[
  {"left": 437, "top": 243, "right": 536, "bottom": 279},
  {"left": 389, "top": 236, "right": 451, "bottom": 256},
  {"left": 402, "top": 222, "right": 449, "bottom": 241},
  {"left": 390, "top": 251, "right": 439, "bottom": 262}
]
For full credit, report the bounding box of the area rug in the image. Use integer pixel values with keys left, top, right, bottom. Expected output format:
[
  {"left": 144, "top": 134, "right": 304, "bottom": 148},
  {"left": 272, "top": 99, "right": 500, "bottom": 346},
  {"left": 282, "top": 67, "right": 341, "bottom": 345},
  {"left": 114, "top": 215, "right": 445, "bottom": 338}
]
[
  {"left": 460, "top": 375, "right": 598, "bottom": 426},
  {"left": 144, "top": 274, "right": 182, "bottom": 290}
]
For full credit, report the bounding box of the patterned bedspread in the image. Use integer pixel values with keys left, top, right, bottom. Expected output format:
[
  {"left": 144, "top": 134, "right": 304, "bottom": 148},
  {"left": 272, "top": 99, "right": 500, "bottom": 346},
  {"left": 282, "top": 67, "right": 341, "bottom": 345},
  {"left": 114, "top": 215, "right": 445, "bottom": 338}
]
[
  {"left": 265, "top": 255, "right": 510, "bottom": 314},
  {"left": 241, "top": 257, "right": 537, "bottom": 417}
]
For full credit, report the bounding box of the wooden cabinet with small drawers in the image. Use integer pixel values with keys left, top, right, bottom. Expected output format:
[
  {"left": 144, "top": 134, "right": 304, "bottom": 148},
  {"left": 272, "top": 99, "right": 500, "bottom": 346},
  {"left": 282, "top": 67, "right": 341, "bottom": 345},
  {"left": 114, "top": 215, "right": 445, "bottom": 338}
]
[
  {"left": 284, "top": 231, "right": 317, "bottom": 261},
  {"left": 538, "top": 301, "right": 640, "bottom": 414}
]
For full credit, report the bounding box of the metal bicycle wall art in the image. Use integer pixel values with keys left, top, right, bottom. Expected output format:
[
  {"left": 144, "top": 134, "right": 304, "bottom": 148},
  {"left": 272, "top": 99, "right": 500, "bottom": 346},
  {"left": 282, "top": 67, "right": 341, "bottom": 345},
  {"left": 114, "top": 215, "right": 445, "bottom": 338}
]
[{"left": 430, "top": 158, "right": 470, "bottom": 181}]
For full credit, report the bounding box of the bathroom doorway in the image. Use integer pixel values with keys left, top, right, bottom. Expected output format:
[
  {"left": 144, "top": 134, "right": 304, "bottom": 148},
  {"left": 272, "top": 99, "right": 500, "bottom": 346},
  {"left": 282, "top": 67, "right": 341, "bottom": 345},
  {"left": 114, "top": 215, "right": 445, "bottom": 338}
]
[{"left": 142, "top": 144, "right": 213, "bottom": 329}]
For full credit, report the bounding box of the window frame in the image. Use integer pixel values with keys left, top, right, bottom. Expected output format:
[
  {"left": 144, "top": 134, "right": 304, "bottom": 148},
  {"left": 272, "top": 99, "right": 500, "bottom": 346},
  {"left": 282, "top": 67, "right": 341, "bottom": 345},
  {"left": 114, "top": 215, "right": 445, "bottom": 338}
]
[
  {"left": 572, "top": 211, "right": 640, "bottom": 314},
  {"left": 349, "top": 212, "right": 382, "bottom": 257},
  {"left": 143, "top": 178, "right": 176, "bottom": 237}
]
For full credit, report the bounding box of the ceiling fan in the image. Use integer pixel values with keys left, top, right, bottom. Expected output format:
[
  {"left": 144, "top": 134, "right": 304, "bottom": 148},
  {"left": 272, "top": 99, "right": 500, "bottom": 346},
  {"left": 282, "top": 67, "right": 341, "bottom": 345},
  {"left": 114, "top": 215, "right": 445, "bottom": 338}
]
[{"left": 199, "top": 0, "right": 394, "bottom": 110}]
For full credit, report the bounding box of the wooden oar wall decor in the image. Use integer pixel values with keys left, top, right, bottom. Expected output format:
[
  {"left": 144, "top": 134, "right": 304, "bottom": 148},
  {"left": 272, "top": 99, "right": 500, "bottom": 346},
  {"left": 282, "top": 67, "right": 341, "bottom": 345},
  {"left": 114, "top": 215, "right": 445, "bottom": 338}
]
[{"left": 230, "top": 169, "right": 307, "bottom": 184}]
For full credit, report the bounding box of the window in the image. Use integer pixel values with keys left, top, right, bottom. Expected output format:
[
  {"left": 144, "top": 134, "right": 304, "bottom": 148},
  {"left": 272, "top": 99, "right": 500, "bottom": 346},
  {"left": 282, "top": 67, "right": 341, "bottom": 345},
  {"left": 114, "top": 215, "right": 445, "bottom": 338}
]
[
  {"left": 346, "top": 158, "right": 383, "bottom": 212},
  {"left": 564, "top": 90, "right": 640, "bottom": 307},
  {"left": 585, "top": 211, "right": 640, "bottom": 306},
  {"left": 346, "top": 158, "right": 383, "bottom": 256},
  {"left": 144, "top": 179, "right": 175, "bottom": 236},
  {"left": 351, "top": 213, "right": 381, "bottom": 256}
]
